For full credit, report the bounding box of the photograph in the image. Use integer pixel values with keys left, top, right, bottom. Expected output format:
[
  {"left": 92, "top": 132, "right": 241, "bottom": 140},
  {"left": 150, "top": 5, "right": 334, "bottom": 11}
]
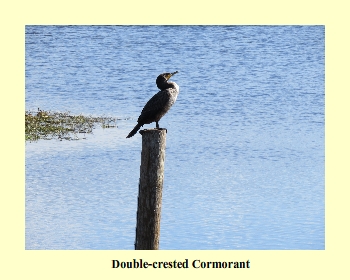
[{"left": 25, "top": 25, "right": 325, "bottom": 250}]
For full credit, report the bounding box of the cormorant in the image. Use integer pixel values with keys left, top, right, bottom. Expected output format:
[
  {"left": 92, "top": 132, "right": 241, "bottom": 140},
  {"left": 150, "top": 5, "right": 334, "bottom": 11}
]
[{"left": 126, "top": 71, "right": 179, "bottom": 138}]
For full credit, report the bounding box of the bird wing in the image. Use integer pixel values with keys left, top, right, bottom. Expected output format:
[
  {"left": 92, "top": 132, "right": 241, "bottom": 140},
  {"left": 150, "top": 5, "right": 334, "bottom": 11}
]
[{"left": 138, "top": 89, "right": 173, "bottom": 124}]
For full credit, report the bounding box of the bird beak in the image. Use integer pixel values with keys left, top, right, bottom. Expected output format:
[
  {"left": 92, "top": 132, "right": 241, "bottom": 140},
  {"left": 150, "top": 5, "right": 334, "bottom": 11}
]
[{"left": 165, "top": 71, "right": 178, "bottom": 80}]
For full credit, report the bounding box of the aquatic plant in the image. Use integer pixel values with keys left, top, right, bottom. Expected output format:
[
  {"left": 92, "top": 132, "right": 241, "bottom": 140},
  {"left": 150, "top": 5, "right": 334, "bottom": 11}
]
[{"left": 25, "top": 109, "right": 117, "bottom": 141}]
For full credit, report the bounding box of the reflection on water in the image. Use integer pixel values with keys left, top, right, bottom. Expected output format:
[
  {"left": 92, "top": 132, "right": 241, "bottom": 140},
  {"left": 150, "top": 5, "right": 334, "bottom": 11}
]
[{"left": 26, "top": 25, "right": 324, "bottom": 249}]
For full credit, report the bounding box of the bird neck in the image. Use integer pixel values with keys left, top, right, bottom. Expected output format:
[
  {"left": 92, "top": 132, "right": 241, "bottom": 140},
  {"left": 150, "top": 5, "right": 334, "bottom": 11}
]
[{"left": 157, "top": 79, "right": 177, "bottom": 90}]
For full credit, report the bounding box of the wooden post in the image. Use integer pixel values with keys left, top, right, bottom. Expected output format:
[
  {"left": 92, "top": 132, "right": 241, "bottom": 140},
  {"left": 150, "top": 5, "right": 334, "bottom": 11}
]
[{"left": 135, "top": 129, "right": 167, "bottom": 250}]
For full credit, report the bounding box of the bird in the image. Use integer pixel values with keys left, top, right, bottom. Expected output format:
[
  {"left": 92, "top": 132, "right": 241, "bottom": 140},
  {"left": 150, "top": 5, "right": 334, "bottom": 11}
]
[{"left": 126, "top": 71, "right": 179, "bottom": 138}]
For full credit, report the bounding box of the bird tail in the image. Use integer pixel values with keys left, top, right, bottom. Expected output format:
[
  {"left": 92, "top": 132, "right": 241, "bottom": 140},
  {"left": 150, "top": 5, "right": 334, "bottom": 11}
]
[{"left": 126, "top": 123, "right": 142, "bottom": 138}]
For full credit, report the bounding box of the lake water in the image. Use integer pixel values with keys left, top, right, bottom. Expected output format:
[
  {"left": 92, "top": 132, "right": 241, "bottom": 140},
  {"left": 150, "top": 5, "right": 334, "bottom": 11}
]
[{"left": 25, "top": 25, "right": 325, "bottom": 250}]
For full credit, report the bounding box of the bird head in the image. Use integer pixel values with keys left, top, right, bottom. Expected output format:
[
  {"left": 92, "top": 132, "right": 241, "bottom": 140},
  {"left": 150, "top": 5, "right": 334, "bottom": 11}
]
[
  {"left": 156, "top": 71, "right": 179, "bottom": 89},
  {"left": 162, "top": 71, "right": 178, "bottom": 80}
]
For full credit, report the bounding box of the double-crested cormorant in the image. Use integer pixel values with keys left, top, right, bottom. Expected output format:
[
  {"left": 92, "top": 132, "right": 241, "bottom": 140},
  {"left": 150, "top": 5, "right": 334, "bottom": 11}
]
[{"left": 126, "top": 71, "right": 179, "bottom": 138}]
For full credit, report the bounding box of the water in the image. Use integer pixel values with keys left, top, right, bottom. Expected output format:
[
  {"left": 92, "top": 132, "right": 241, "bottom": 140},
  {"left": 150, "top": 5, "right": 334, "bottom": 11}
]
[{"left": 25, "top": 25, "right": 324, "bottom": 250}]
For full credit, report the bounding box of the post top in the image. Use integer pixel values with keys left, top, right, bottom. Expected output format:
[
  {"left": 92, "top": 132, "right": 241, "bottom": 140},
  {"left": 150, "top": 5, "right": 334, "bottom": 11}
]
[{"left": 139, "top": 128, "right": 167, "bottom": 135}]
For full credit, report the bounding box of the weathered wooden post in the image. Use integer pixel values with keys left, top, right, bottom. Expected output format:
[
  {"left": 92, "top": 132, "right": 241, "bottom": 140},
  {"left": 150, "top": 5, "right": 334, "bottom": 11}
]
[{"left": 135, "top": 128, "right": 167, "bottom": 250}]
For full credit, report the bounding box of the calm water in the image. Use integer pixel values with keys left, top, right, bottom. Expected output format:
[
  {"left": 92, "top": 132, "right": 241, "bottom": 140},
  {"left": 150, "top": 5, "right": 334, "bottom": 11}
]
[{"left": 25, "top": 25, "right": 325, "bottom": 250}]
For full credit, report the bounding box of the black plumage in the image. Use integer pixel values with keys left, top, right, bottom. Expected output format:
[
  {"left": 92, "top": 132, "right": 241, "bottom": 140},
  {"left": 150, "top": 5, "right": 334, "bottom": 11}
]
[{"left": 126, "top": 71, "right": 179, "bottom": 138}]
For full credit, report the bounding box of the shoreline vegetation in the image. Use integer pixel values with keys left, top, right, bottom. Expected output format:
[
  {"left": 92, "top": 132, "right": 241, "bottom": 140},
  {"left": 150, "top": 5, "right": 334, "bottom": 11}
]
[{"left": 25, "top": 109, "right": 117, "bottom": 141}]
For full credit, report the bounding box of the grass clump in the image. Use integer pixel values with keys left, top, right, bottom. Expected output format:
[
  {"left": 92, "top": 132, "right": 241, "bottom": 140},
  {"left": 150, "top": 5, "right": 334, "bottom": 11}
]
[{"left": 25, "top": 109, "right": 117, "bottom": 141}]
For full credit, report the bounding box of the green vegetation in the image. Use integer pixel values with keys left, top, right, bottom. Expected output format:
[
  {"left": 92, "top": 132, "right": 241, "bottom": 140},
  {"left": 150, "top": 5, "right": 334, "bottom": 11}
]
[{"left": 25, "top": 109, "right": 117, "bottom": 141}]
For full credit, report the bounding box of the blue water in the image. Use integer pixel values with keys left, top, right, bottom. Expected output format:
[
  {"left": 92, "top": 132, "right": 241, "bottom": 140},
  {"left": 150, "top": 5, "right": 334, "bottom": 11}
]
[{"left": 25, "top": 25, "right": 325, "bottom": 250}]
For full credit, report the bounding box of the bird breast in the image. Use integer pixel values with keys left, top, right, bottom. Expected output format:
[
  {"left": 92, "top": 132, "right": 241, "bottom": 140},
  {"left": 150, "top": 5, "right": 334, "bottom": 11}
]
[
  {"left": 173, "top": 82, "right": 179, "bottom": 93},
  {"left": 170, "top": 82, "right": 180, "bottom": 103}
]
